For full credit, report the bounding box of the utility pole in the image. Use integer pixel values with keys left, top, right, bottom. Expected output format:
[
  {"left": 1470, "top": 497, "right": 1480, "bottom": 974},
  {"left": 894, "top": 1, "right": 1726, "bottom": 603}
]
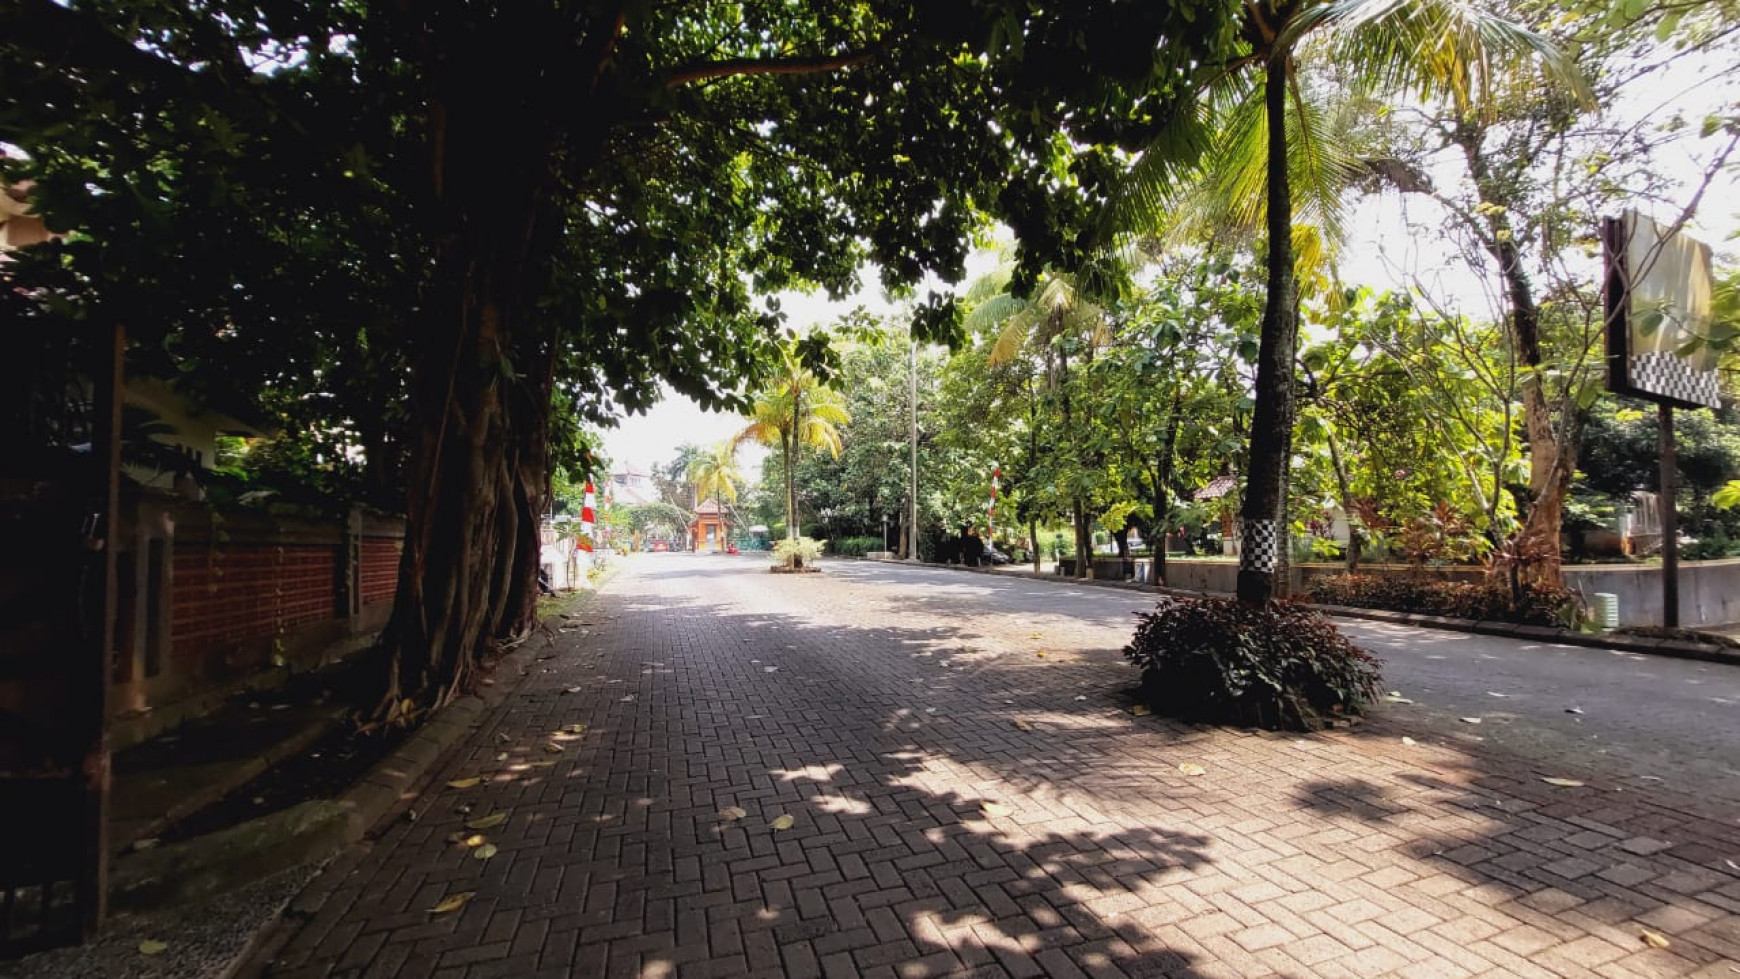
[{"left": 908, "top": 337, "right": 920, "bottom": 563}]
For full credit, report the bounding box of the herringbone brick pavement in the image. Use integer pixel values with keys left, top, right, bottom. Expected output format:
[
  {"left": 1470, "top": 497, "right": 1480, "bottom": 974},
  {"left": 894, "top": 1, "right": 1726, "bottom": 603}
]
[{"left": 259, "top": 555, "right": 1740, "bottom": 979}]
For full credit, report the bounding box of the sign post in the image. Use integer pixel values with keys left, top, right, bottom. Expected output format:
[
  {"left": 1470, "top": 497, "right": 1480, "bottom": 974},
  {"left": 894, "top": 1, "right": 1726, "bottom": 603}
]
[{"left": 1602, "top": 210, "right": 1719, "bottom": 628}]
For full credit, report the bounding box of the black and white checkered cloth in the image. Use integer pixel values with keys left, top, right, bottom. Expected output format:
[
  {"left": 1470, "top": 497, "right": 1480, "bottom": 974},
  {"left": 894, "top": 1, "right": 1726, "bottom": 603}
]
[
  {"left": 1240, "top": 519, "right": 1279, "bottom": 575},
  {"left": 1630, "top": 352, "right": 1720, "bottom": 409}
]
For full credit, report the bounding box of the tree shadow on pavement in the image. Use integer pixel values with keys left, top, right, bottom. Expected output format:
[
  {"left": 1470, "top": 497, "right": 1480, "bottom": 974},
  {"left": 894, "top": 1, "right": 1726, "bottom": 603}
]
[{"left": 258, "top": 560, "right": 1737, "bottom": 979}]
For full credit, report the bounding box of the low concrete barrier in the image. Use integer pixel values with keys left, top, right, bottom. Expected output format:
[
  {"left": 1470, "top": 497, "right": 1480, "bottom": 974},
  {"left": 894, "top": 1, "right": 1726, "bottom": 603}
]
[{"left": 1140, "top": 558, "right": 1740, "bottom": 629}]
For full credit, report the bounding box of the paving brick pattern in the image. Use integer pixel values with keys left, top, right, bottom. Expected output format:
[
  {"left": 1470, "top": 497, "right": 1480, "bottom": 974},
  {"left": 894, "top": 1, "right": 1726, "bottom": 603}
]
[{"left": 262, "top": 556, "right": 1740, "bottom": 978}]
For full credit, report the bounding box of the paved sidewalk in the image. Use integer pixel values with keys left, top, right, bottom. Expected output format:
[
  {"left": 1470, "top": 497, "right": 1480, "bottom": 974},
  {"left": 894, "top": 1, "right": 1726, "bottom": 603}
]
[{"left": 260, "top": 555, "right": 1740, "bottom": 978}]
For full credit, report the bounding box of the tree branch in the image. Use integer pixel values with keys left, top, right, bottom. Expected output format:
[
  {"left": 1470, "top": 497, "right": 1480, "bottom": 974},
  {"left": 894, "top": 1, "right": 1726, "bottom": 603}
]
[{"left": 665, "top": 51, "right": 874, "bottom": 89}]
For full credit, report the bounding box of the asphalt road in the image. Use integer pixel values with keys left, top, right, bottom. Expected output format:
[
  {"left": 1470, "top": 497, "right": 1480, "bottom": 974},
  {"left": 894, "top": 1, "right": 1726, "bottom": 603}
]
[{"left": 825, "top": 559, "right": 1740, "bottom": 805}]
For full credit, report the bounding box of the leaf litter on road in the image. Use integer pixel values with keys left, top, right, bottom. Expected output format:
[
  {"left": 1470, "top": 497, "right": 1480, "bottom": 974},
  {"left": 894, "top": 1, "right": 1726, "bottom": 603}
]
[
  {"left": 1541, "top": 777, "right": 1585, "bottom": 788},
  {"left": 981, "top": 801, "right": 1013, "bottom": 818},
  {"left": 769, "top": 814, "right": 794, "bottom": 831},
  {"left": 466, "top": 812, "right": 508, "bottom": 830},
  {"left": 447, "top": 777, "right": 482, "bottom": 789},
  {"left": 1178, "top": 763, "right": 1207, "bottom": 777},
  {"left": 718, "top": 806, "right": 747, "bottom": 821},
  {"left": 429, "top": 892, "right": 474, "bottom": 914}
]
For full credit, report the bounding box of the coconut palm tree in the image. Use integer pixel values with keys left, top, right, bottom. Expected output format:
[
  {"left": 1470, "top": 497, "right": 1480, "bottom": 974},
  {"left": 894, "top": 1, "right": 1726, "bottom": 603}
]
[
  {"left": 1113, "top": 0, "right": 1587, "bottom": 604},
  {"left": 733, "top": 345, "right": 849, "bottom": 540},
  {"left": 686, "top": 441, "right": 743, "bottom": 550}
]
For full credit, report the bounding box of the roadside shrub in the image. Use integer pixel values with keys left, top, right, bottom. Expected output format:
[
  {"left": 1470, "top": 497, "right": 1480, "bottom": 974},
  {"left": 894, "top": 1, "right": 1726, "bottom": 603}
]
[
  {"left": 829, "top": 536, "right": 883, "bottom": 557},
  {"left": 1307, "top": 574, "right": 1581, "bottom": 627},
  {"left": 772, "top": 536, "right": 826, "bottom": 570},
  {"left": 1123, "top": 598, "right": 1382, "bottom": 731}
]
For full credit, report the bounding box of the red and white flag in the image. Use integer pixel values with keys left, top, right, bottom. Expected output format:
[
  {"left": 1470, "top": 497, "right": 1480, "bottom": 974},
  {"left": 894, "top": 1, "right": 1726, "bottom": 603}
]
[{"left": 579, "top": 481, "right": 596, "bottom": 552}]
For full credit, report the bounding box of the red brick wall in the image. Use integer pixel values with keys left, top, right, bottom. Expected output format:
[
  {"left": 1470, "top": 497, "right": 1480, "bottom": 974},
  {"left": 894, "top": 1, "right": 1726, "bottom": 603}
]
[
  {"left": 171, "top": 545, "right": 337, "bottom": 660},
  {"left": 359, "top": 538, "right": 401, "bottom": 606}
]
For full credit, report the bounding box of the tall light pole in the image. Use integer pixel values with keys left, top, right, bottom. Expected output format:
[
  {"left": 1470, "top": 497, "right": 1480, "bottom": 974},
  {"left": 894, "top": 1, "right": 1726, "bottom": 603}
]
[{"left": 908, "top": 336, "right": 920, "bottom": 563}]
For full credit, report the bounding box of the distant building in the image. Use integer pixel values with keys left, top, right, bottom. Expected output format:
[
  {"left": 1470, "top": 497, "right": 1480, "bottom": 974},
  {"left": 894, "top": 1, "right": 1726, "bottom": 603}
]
[
  {"left": 690, "top": 498, "right": 729, "bottom": 552},
  {"left": 608, "top": 464, "right": 660, "bottom": 506}
]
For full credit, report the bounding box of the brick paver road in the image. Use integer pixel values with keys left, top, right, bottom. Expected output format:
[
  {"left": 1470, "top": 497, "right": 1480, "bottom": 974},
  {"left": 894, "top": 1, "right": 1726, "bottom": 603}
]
[{"left": 263, "top": 555, "right": 1740, "bottom": 979}]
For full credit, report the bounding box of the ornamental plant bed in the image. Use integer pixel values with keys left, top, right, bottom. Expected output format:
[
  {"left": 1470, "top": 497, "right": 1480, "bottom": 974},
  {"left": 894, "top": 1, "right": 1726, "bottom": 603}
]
[
  {"left": 1124, "top": 597, "right": 1382, "bottom": 731},
  {"left": 1307, "top": 573, "right": 1580, "bottom": 627}
]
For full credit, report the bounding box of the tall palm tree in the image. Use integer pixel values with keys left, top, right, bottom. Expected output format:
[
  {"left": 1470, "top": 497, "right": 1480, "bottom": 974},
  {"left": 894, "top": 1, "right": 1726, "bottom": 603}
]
[
  {"left": 734, "top": 346, "right": 849, "bottom": 540},
  {"left": 1116, "top": 0, "right": 1586, "bottom": 604},
  {"left": 686, "top": 441, "right": 743, "bottom": 550}
]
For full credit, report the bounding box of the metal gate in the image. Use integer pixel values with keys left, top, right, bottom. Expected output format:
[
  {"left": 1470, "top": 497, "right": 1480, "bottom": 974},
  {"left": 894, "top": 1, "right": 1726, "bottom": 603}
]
[{"left": 0, "top": 321, "right": 119, "bottom": 957}]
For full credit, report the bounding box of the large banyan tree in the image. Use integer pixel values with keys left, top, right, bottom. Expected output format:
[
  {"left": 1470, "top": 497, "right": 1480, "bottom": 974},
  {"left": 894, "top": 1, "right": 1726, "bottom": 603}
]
[{"left": 1, "top": 0, "right": 1239, "bottom": 712}]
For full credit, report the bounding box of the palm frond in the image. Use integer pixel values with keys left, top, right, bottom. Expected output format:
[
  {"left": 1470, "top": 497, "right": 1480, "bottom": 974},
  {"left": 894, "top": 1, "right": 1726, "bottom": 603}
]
[
  {"left": 988, "top": 308, "right": 1040, "bottom": 366},
  {"left": 964, "top": 293, "right": 1026, "bottom": 335},
  {"left": 1297, "top": 0, "right": 1592, "bottom": 117}
]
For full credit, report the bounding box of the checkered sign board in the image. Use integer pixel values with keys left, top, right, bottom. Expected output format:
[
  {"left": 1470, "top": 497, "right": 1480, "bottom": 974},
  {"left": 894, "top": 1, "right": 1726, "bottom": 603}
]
[{"left": 1603, "top": 210, "right": 1721, "bottom": 410}]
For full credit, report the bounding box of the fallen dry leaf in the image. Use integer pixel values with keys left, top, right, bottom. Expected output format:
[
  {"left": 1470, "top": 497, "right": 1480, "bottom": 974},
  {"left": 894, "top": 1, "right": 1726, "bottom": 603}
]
[
  {"left": 769, "top": 814, "right": 795, "bottom": 831},
  {"left": 447, "top": 777, "right": 482, "bottom": 789},
  {"left": 1035, "top": 652, "right": 1045, "bottom": 659},
  {"left": 1012, "top": 720, "right": 1032, "bottom": 731},
  {"left": 1459, "top": 717, "right": 1483, "bottom": 725},
  {"left": 463, "top": 834, "right": 487, "bottom": 848},
  {"left": 466, "top": 812, "right": 508, "bottom": 830},
  {"left": 1401, "top": 737, "right": 1418, "bottom": 746},
  {"left": 565, "top": 723, "right": 587, "bottom": 734},
  {"left": 718, "top": 806, "right": 747, "bottom": 821},
  {"left": 138, "top": 940, "right": 168, "bottom": 956},
  {"left": 473, "top": 843, "right": 499, "bottom": 861},
  {"left": 1641, "top": 930, "right": 1670, "bottom": 949},
  {"left": 1178, "top": 763, "right": 1207, "bottom": 777},
  {"left": 429, "top": 892, "right": 475, "bottom": 914},
  {"left": 981, "top": 802, "right": 1013, "bottom": 818},
  {"left": 563, "top": 686, "right": 582, "bottom": 695},
  {"left": 1541, "top": 777, "right": 1585, "bottom": 788},
  {"left": 544, "top": 742, "right": 564, "bottom": 754},
  {"left": 1130, "top": 705, "right": 1151, "bottom": 717},
  {"left": 132, "top": 838, "right": 160, "bottom": 852}
]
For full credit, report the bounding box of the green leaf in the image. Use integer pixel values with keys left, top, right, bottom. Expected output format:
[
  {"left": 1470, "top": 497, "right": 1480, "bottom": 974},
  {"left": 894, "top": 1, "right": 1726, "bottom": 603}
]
[{"left": 1713, "top": 480, "right": 1740, "bottom": 510}]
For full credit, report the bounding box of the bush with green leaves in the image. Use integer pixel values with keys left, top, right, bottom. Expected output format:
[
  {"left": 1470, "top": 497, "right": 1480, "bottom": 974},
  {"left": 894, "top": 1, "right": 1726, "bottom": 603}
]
[
  {"left": 1123, "top": 598, "right": 1382, "bottom": 731},
  {"left": 772, "top": 536, "right": 826, "bottom": 570},
  {"left": 1307, "top": 574, "right": 1581, "bottom": 627},
  {"left": 828, "top": 536, "right": 884, "bottom": 557}
]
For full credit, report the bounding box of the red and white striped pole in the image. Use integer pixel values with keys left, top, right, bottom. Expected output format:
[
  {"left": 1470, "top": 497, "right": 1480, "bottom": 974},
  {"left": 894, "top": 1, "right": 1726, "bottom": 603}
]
[{"left": 579, "top": 481, "right": 596, "bottom": 552}]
